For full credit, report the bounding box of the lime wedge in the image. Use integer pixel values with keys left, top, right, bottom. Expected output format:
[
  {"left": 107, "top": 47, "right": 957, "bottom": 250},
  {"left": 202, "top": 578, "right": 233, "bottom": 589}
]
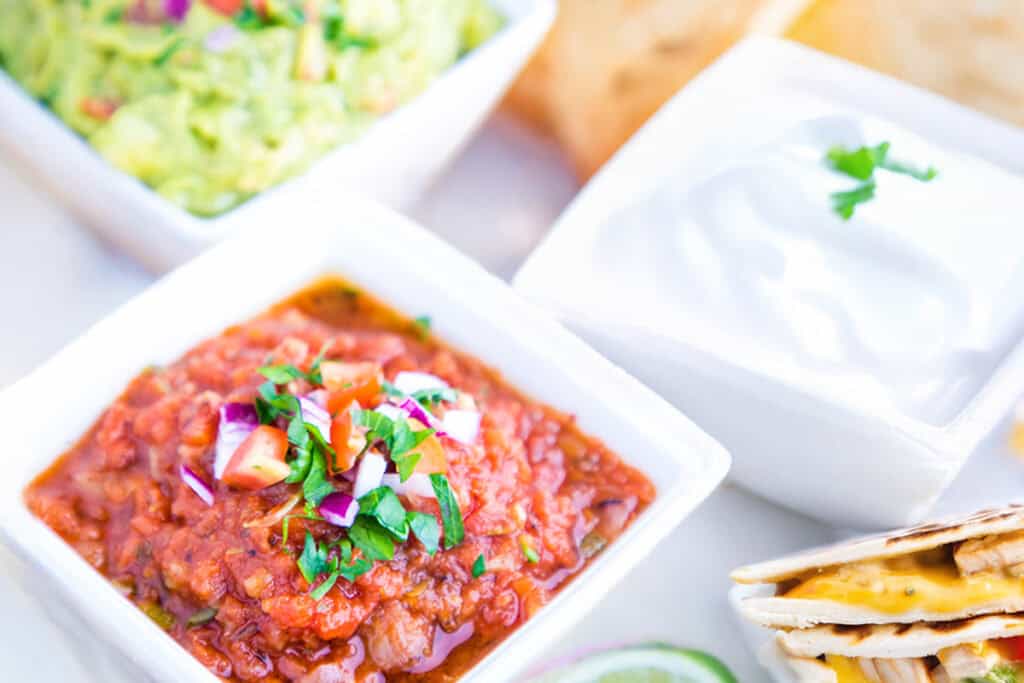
[{"left": 530, "top": 643, "right": 739, "bottom": 683}]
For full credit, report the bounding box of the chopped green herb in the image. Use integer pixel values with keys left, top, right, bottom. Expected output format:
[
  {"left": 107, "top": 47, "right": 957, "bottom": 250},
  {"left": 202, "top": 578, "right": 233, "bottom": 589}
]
[
  {"left": 141, "top": 602, "right": 175, "bottom": 631},
  {"left": 824, "top": 141, "right": 937, "bottom": 219},
  {"left": 103, "top": 7, "right": 123, "bottom": 22},
  {"left": 429, "top": 473, "right": 464, "bottom": 549},
  {"left": 393, "top": 451, "right": 421, "bottom": 483},
  {"left": 340, "top": 557, "right": 373, "bottom": 582},
  {"left": 830, "top": 181, "right": 876, "bottom": 220},
  {"left": 280, "top": 512, "right": 323, "bottom": 547},
  {"left": 472, "top": 553, "right": 486, "bottom": 578},
  {"left": 413, "top": 315, "right": 431, "bottom": 340},
  {"left": 826, "top": 142, "right": 889, "bottom": 181},
  {"left": 233, "top": 4, "right": 263, "bottom": 29},
  {"left": 186, "top": 607, "right": 218, "bottom": 627},
  {"left": 380, "top": 380, "right": 404, "bottom": 398},
  {"left": 307, "top": 343, "right": 331, "bottom": 386},
  {"left": 348, "top": 516, "right": 396, "bottom": 562},
  {"left": 309, "top": 569, "right": 340, "bottom": 600},
  {"left": 297, "top": 531, "right": 332, "bottom": 584},
  {"left": 981, "top": 666, "right": 1019, "bottom": 683},
  {"left": 285, "top": 441, "right": 313, "bottom": 484},
  {"left": 302, "top": 450, "right": 334, "bottom": 507},
  {"left": 411, "top": 387, "right": 457, "bottom": 407},
  {"left": 407, "top": 511, "right": 440, "bottom": 556},
  {"left": 154, "top": 38, "right": 184, "bottom": 67},
  {"left": 520, "top": 537, "right": 539, "bottom": 564},
  {"left": 259, "top": 364, "right": 307, "bottom": 385},
  {"left": 358, "top": 487, "right": 409, "bottom": 540}
]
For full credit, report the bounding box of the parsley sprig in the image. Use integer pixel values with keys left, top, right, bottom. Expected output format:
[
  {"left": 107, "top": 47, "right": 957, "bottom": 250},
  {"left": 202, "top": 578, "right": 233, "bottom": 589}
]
[
  {"left": 351, "top": 406, "right": 435, "bottom": 483},
  {"left": 825, "top": 141, "right": 937, "bottom": 220}
]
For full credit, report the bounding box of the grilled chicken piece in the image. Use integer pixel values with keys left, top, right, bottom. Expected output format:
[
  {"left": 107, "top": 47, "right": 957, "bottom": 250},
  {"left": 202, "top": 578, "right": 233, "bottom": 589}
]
[
  {"left": 936, "top": 644, "right": 1001, "bottom": 680},
  {"left": 871, "top": 658, "right": 933, "bottom": 683},
  {"left": 859, "top": 659, "right": 883, "bottom": 682},
  {"left": 954, "top": 531, "right": 1024, "bottom": 575}
]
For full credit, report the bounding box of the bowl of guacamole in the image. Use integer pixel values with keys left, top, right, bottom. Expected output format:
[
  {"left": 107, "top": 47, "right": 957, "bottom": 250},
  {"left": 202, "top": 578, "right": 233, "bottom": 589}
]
[{"left": 0, "top": 0, "right": 502, "bottom": 216}]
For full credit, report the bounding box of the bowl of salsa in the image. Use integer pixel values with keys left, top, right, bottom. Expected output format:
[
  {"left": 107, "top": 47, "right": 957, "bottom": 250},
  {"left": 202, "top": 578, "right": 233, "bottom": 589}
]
[{"left": 0, "top": 196, "right": 729, "bottom": 682}]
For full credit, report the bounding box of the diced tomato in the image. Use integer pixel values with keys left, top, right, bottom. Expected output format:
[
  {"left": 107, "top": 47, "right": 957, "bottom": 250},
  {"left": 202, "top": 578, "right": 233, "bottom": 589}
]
[
  {"left": 407, "top": 418, "right": 446, "bottom": 474},
  {"left": 323, "top": 361, "right": 382, "bottom": 412},
  {"left": 204, "top": 0, "right": 244, "bottom": 16},
  {"left": 328, "top": 409, "right": 359, "bottom": 475},
  {"left": 79, "top": 97, "right": 119, "bottom": 121},
  {"left": 1003, "top": 635, "right": 1024, "bottom": 661},
  {"left": 222, "top": 426, "right": 290, "bottom": 490}
]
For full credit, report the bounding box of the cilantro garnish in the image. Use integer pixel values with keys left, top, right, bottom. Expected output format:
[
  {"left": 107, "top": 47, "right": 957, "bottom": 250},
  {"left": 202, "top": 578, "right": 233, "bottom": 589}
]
[
  {"left": 407, "top": 511, "right": 440, "bottom": 556},
  {"left": 233, "top": 3, "right": 263, "bottom": 29},
  {"left": 430, "top": 474, "right": 464, "bottom": 549},
  {"left": 297, "top": 531, "right": 332, "bottom": 584},
  {"left": 358, "top": 487, "right": 410, "bottom": 540},
  {"left": 824, "top": 142, "right": 937, "bottom": 219},
  {"left": 413, "top": 315, "right": 431, "bottom": 340},
  {"left": 520, "top": 537, "right": 539, "bottom": 564},
  {"left": 830, "top": 181, "right": 876, "bottom": 220},
  {"left": 348, "top": 516, "right": 396, "bottom": 561},
  {"left": 411, "top": 387, "right": 457, "bottom": 407},
  {"left": 393, "top": 451, "right": 421, "bottom": 483},
  {"left": 352, "top": 406, "right": 434, "bottom": 478},
  {"left": 302, "top": 450, "right": 334, "bottom": 507},
  {"left": 472, "top": 553, "right": 486, "bottom": 578}
]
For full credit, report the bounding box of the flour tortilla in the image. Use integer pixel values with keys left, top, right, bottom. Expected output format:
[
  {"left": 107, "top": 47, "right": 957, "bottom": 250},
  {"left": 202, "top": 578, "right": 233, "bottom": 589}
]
[
  {"left": 732, "top": 505, "right": 1024, "bottom": 627},
  {"left": 776, "top": 613, "right": 1024, "bottom": 659}
]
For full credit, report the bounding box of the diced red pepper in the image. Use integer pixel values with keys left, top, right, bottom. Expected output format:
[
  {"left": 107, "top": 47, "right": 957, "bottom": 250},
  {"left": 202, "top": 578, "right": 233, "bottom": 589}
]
[
  {"left": 79, "top": 97, "right": 120, "bottom": 121},
  {"left": 221, "top": 425, "right": 290, "bottom": 490},
  {"left": 204, "top": 0, "right": 244, "bottom": 16}
]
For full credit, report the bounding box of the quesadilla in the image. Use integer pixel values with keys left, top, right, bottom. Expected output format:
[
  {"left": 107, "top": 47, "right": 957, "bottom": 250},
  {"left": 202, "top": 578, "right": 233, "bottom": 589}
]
[{"left": 733, "top": 505, "right": 1024, "bottom": 682}]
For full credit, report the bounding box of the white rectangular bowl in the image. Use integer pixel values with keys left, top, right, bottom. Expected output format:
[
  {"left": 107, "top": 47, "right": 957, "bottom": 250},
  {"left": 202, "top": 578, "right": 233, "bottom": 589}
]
[
  {"left": 513, "top": 37, "right": 1024, "bottom": 530},
  {"left": 0, "top": 0, "right": 554, "bottom": 272},
  {"left": 0, "top": 196, "right": 729, "bottom": 683}
]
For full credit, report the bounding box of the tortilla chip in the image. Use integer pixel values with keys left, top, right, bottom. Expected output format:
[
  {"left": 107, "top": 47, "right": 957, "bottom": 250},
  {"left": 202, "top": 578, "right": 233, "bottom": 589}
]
[
  {"left": 502, "top": 0, "right": 810, "bottom": 179},
  {"left": 787, "top": 0, "right": 1024, "bottom": 128}
]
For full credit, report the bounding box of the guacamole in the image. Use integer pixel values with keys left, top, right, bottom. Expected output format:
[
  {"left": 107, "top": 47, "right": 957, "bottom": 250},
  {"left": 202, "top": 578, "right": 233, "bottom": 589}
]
[{"left": 0, "top": 0, "right": 501, "bottom": 216}]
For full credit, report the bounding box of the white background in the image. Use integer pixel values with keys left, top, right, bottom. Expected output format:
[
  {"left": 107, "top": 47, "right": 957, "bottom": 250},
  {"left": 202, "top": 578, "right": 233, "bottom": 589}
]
[{"left": 3, "top": 114, "right": 1016, "bottom": 681}]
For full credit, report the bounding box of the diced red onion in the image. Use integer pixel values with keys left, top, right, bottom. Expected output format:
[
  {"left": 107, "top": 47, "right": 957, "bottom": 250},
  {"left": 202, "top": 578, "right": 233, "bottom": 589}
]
[
  {"left": 374, "top": 403, "right": 408, "bottom": 422},
  {"left": 318, "top": 492, "right": 359, "bottom": 527},
  {"left": 353, "top": 451, "right": 387, "bottom": 498},
  {"left": 306, "top": 389, "right": 329, "bottom": 409},
  {"left": 180, "top": 464, "right": 214, "bottom": 506},
  {"left": 299, "top": 396, "right": 332, "bottom": 441},
  {"left": 398, "top": 398, "right": 440, "bottom": 431},
  {"left": 407, "top": 622, "right": 474, "bottom": 674},
  {"left": 440, "top": 410, "right": 481, "bottom": 444},
  {"left": 204, "top": 24, "right": 239, "bottom": 53},
  {"left": 214, "top": 403, "right": 258, "bottom": 479},
  {"left": 393, "top": 371, "right": 449, "bottom": 395},
  {"left": 382, "top": 473, "right": 436, "bottom": 499},
  {"left": 163, "top": 0, "right": 190, "bottom": 22}
]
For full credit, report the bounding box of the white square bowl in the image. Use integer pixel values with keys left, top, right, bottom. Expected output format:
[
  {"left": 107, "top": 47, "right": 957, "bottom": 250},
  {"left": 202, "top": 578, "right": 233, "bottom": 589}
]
[
  {"left": 513, "top": 37, "right": 1024, "bottom": 530},
  {"left": 0, "top": 0, "right": 554, "bottom": 272},
  {"left": 0, "top": 196, "right": 730, "bottom": 683}
]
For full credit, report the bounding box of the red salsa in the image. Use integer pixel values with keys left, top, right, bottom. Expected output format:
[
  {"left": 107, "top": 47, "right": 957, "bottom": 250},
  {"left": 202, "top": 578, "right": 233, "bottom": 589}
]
[{"left": 25, "top": 278, "right": 655, "bottom": 681}]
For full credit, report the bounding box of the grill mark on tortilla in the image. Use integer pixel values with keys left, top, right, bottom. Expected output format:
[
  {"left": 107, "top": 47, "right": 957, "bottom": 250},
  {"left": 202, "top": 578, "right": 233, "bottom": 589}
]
[{"left": 885, "top": 507, "right": 1023, "bottom": 545}]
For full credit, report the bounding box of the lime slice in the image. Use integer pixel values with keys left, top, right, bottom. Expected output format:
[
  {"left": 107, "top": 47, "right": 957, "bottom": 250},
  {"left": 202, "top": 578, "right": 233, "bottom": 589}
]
[{"left": 531, "top": 643, "right": 738, "bottom": 683}]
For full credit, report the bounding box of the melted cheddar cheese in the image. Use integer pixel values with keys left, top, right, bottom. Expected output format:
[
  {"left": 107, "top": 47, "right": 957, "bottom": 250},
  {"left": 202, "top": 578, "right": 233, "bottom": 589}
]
[
  {"left": 825, "top": 656, "right": 874, "bottom": 683},
  {"left": 784, "top": 555, "right": 1024, "bottom": 614}
]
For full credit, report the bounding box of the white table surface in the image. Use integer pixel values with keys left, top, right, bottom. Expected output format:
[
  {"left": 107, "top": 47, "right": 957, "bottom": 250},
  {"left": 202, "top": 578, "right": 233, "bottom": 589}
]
[{"left": 1, "top": 113, "right": 1013, "bottom": 682}]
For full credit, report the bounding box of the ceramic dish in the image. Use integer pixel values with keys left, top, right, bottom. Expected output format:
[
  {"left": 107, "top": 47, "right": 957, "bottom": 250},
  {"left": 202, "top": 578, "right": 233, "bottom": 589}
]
[
  {"left": 0, "top": 196, "right": 729, "bottom": 682},
  {"left": 513, "top": 37, "right": 1024, "bottom": 530},
  {"left": 0, "top": 0, "right": 554, "bottom": 272}
]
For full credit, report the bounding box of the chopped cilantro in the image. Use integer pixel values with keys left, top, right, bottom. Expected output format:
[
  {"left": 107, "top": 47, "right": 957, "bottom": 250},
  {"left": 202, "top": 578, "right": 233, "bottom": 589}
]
[
  {"left": 411, "top": 387, "right": 457, "bottom": 407},
  {"left": 154, "top": 38, "right": 184, "bottom": 67},
  {"left": 830, "top": 181, "right": 876, "bottom": 220},
  {"left": 429, "top": 474, "right": 464, "bottom": 549},
  {"left": 407, "top": 511, "right": 440, "bottom": 556},
  {"left": 348, "top": 516, "right": 396, "bottom": 562},
  {"left": 233, "top": 4, "right": 263, "bottom": 29},
  {"left": 413, "top": 315, "right": 431, "bottom": 340},
  {"left": 309, "top": 570, "right": 339, "bottom": 600},
  {"left": 358, "top": 487, "right": 409, "bottom": 540},
  {"left": 520, "top": 537, "right": 539, "bottom": 564},
  {"left": 980, "top": 666, "right": 1019, "bottom": 683},
  {"left": 472, "top": 553, "right": 486, "bottom": 578},
  {"left": 380, "top": 380, "right": 404, "bottom": 398},
  {"left": 824, "top": 141, "right": 937, "bottom": 220},
  {"left": 297, "top": 531, "right": 332, "bottom": 583},
  {"left": 393, "top": 451, "right": 421, "bottom": 483},
  {"left": 301, "top": 450, "right": 334, "bottom": 507},
  {"left": 259, "top": 364, "right": 307, "bottom": 385},
  {"left": 103, "top": 7, "right": 123, "bottom": 22}
]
